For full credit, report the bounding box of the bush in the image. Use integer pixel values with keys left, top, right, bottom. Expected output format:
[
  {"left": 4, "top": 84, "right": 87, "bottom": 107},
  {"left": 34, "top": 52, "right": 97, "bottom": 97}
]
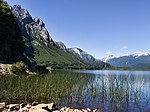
[{"left": 10, "top": 61, "right": 27, "bottom": 73}]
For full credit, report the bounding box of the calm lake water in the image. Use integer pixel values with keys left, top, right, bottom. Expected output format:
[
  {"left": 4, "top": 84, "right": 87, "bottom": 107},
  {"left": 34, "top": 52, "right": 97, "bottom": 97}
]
[
  {"left": 72, "top": 70, "right": 150, "bottom": 112},
  {"left": 0, "top": 70, "right": 150, "bottom": 112}
]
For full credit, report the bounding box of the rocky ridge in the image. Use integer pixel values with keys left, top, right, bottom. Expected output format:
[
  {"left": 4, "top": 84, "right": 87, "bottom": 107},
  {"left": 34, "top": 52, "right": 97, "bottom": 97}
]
[
  {"left": 55, "top": 41, "right": 67, "bottom": 52},
  {"left": 10, "top": 4, "right": 109, "bottom": 69},
  {"left": 11, "top": 5, "right": 55, "bottom": 46},
  {"left": 9, "top": 4, "right": 84, "bottom": 68},
  {"left": 67, "top": 48, "right": 96, "bottom": 62},
  {"left": 102, "top": 52, "right": 150, "bottom": 68},
  {"left": 11, "top": 4, "right": 100, "bottom": 64}
]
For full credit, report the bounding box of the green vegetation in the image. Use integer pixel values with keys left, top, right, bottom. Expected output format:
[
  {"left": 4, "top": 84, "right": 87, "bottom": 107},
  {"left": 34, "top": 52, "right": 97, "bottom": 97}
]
[
  {"left": 0, "top": 0, "right": 24, "bottom": 62},
  {"left": 105, "top": 67, "right": 150, "bottom": 71},
  {"left": 31, "top": 40, "right": 87, "bottom": 69},
  {"left": 10, "top": 61, "right": 27, "bottom": 73},
  {"left": 0, "top": 0, "right": 110, "bottom": 70},
  {"left": 0, "top": 71, "right": 92, "bottom": 104},
  {"left": 31, "top": 39, "right": 111, "bottom": 70},
  {"left": 0, "top": 70, "right": 149, "bottom": 111},
  {"left": 85, "top": 61, "right": 111, "bottom": 70}
]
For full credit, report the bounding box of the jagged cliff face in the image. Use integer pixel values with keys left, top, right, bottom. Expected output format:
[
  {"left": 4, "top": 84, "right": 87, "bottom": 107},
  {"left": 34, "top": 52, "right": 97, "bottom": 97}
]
[
  {"left": 11, "top": 5, "right": 103, "bottom": 63},
  {"left": 8, "top": 4, "right": 109, "bottom": 69},
  {"left": 11, "top": 5, "right": 59, "bottom": 60},
  {"left": 9, "top": 5, "right": 86, "bottom": 68},
  {"left": 11, "top": 5, "right": 55, "bottom": 46}
]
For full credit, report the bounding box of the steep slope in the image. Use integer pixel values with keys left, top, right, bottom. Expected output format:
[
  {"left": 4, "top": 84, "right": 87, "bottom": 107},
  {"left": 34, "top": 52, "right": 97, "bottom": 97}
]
[
  {"left": 68, "top": 48, "right": 110, "bottom": 69},
  {"left": 102, "top": 52, "right": 150, "bottom": 68},
  {"left": 0, "top": 0, "right": 24, "bottom": 62},
  {"left": 55, "top": 41, "right": 67, "bottom": 52},
  {"left": 68, "top": 48, "right": 96, "bottom": 62},
  {"left": 32, "top": 40, "right": 86, "bottom": 69},
  {"left": 10, "top": 5, "right": 86, "bottom": 69}
]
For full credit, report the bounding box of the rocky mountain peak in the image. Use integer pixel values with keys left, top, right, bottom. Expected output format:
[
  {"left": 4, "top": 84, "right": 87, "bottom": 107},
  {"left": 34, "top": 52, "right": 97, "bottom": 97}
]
[
  {"left": 13, "top": 4, "right": 21, "bottom": 9},
  {"left": 108, "top": 55, "right": 114, "bottom": 58},
  {"left": 12, "top": 5, "right": 32, "bottom": 24},
  {"left": 11, "top": 5, "right": 55, "bottom": 46},
  {"left": 68, "top": 48, "right": 96, "bottom": 62},
  {"left": 55, "top": 41, "right": 67, "bottom": 51}
]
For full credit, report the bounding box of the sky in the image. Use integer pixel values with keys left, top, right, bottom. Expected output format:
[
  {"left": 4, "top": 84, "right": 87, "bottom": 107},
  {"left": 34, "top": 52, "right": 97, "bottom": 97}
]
[{"left": 6, "top": 0, "right": 150, "bottom": 59}]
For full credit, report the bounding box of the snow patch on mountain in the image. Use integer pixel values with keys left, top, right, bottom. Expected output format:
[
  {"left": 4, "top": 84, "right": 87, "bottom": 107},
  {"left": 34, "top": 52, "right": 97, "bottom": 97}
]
[
  {"left": 102, "top": 52, "right": 150, "bottom": 68},
  {"left": 102, "top": 52, "right": 150, "bottom": 62}
]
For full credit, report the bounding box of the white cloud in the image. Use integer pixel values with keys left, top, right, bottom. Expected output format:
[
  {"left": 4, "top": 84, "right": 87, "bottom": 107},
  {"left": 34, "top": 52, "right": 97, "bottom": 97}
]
[
  {"left": 120, "top": 46, "right": 128, "bottom": 51},
  {"left": 106, "top": 51, "right": 112, "bottom": 56}
]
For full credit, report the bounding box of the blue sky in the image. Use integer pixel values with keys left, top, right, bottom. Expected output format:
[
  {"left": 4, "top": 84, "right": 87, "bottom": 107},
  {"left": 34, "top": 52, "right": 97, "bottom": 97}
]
[{"left": 6, "top": 0, "right": 150, "bottom": 59}]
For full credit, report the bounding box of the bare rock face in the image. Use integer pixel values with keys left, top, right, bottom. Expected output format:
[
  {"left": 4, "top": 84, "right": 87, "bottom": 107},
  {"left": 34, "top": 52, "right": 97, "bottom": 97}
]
[
  {"left": 34, "top": 17, "right": 45, "bottom": 28},
  {"left": 11, "top": 5, "right": 55, "bottom": 46},
  {"left": 27, "top": 18, "right": 50, "bottom": 46},
  {"left": 55, "top": 41, "right": 67, "bottom": 52},
  {"left": 11, "top": 5, "right": 57, "bottom": 60},
  {"left": 12, "top": 5, "right": 32, "bottom": 24}
]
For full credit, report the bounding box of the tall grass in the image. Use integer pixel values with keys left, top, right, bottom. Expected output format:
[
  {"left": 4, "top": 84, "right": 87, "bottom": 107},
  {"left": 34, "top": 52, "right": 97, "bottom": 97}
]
[
  {"left": 0, "top": 70, "right": 149, "bottom": 111},
  {"left": 0, "top": 71, "right": 93, "bottom": 104}
]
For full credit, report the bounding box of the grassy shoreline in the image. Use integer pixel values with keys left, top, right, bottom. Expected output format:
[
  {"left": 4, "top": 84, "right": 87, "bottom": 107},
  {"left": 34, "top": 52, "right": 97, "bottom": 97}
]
[{"left": 103, "top": 67, "right": 150, "bottom": 71}]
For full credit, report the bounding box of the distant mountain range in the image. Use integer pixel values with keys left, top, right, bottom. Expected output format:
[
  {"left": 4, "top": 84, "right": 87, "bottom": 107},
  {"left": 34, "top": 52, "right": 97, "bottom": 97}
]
[
  {"left": 102, "top": 52, "right": 150, "bottom": 68},
  {"left": 1, "top": 2, "right": 109, "bottom": 69},
  {"left": 68, "top": 48, "right": 110, "bottom": 69}
]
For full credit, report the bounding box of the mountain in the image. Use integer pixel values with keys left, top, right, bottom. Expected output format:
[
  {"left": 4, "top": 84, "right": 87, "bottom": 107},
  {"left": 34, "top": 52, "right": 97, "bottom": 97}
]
[
  {"left": 0, "top": 1, "right": 109, "bottom": 70},
  {"left": 68, "top": 48, "right": 110, "bottom": 69},
  {"left": 68, "top": 48, "right": 96, "bottom": 62},
  {"left": 102, "top": 52, "right": 150, "bottom": 68},
  {"left": 55, "top": 41, "right": 67, "bottom": 52},
  {"left": 9, "top": 4, "right": 87, "bottom": 69},
  {"left": 9, "top": 4, "right": 110, "bottom": 69},
  {"left": 0, "top": 0, "right": 24, "bottom": 62}
]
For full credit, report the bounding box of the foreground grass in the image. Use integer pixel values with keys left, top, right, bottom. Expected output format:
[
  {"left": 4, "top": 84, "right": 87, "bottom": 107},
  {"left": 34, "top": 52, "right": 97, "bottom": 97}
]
[
  {"left": 0, "top": 70, "right": 149, "bottom": 111},
  {"left": 0, "top": 71, "right": 92, "bottom": 104}
]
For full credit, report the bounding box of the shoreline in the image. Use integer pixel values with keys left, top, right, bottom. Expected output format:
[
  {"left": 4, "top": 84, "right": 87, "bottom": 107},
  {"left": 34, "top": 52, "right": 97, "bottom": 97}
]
[{"left": 0, "top": 102, "right": 98, "bottom": 112}]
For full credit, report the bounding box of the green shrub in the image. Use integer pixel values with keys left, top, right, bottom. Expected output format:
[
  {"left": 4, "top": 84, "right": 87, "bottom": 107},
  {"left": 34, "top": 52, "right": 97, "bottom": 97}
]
[{"left": 10, "top": 61, "right": 27, "bottom": 73}]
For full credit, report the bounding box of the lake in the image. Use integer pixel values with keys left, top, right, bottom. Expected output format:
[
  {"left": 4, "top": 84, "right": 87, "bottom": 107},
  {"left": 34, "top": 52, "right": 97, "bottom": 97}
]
[{"left": 0, "top": 70, "right": 150, "bottom": 112}]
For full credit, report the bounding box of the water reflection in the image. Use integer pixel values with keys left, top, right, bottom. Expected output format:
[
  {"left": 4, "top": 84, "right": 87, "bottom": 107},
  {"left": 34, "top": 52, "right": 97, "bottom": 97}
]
[
  {"left": 72, "top": 70, "right": 150, "bottom": 112},
  {"left": 0, "top": 70, "right": 150, "bottom": 112}
]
